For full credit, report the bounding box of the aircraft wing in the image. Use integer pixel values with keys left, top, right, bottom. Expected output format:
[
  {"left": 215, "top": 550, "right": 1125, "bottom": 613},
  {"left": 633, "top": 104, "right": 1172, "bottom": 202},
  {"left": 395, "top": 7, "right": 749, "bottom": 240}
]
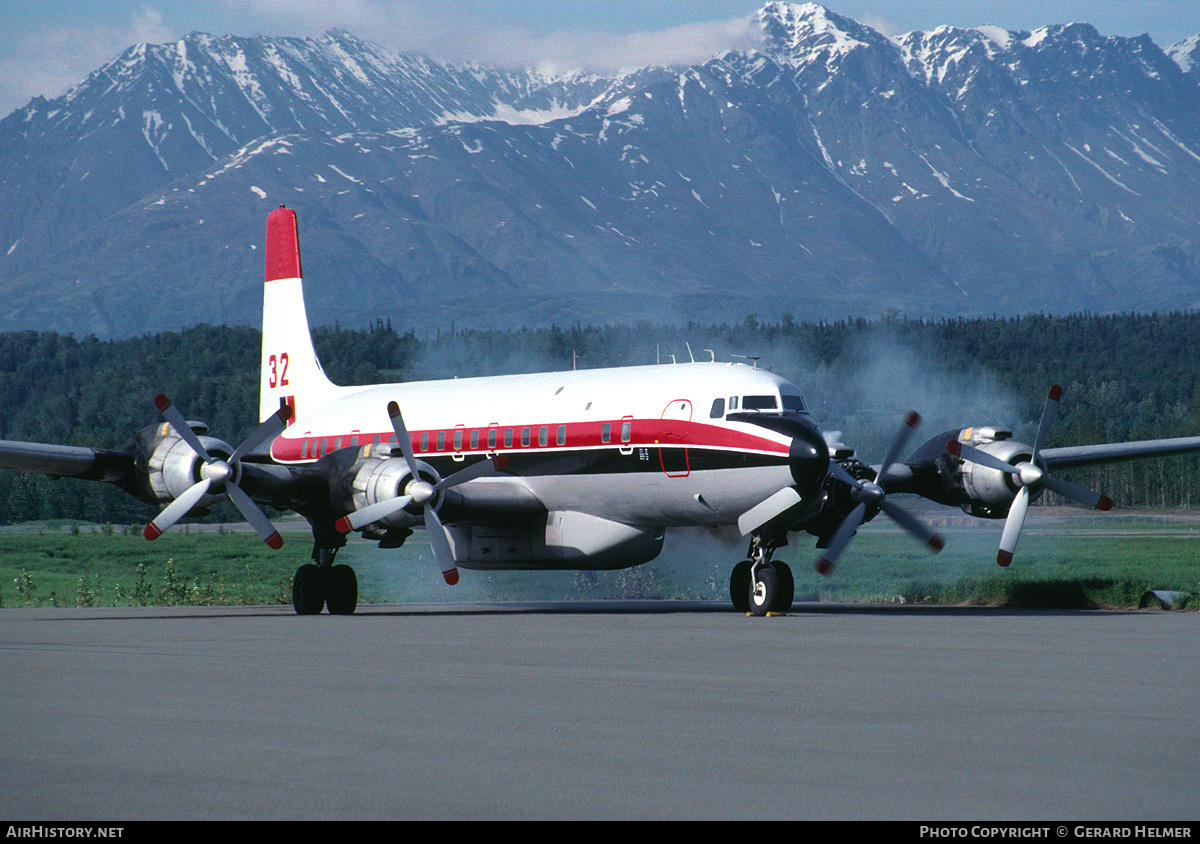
[
  {"left": 0, "top": 439, "right": 134, "bottom": 482},
  {"left": 1041, "top": 436, "right": 1200, "bottom": 470}
]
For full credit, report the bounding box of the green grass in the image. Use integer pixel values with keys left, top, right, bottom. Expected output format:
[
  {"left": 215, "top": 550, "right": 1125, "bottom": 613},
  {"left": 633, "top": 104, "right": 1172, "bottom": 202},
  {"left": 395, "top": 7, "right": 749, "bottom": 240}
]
[{"left": 2, "top": 515, "right": 1199, "bottom": 609}]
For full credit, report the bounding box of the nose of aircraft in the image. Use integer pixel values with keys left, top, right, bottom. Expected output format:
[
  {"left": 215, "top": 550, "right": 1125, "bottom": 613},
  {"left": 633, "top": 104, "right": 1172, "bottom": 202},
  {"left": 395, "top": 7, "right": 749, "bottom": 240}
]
[{"left": 788, "top": 417, "right": 831, "bottom": 501}]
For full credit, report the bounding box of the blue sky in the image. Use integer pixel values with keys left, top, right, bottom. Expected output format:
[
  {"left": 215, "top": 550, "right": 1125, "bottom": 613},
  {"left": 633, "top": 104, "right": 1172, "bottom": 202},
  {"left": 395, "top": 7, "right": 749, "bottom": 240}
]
[{"left": 1, "top": 1, "right": 1196, "bottom": 116}]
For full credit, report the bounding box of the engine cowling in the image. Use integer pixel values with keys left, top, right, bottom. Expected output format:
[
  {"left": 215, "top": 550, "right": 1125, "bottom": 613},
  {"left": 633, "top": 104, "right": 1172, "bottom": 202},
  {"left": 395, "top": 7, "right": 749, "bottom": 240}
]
[
  {"left": 952, "top": 427, "right": 1036, "bottom": 517},
  {"left": 141, "top": 423, "right": 236, "bottom": 511},
  {"left": 347, "top": 454, "right": 442, "bottom": 529}
]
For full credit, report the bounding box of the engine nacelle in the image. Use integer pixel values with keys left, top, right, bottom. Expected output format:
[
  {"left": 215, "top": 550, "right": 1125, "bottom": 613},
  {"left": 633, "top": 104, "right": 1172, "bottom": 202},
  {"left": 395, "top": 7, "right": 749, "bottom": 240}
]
[
  {"left": 952, "top": 426, "right": 1037, "bottom": 517},
  {"left": 142, "top": 423, "right": 236, "bottom": 510},
  {"left": 347, "top": 454, "right": 442, "bottom": 528}
]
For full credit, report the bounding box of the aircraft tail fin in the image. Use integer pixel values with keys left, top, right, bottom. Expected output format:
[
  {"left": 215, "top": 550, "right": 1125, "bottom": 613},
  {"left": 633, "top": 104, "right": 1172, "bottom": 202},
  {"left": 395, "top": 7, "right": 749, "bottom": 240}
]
[{"left": 260, "top": 206, "right": 338, "bottom": 423}]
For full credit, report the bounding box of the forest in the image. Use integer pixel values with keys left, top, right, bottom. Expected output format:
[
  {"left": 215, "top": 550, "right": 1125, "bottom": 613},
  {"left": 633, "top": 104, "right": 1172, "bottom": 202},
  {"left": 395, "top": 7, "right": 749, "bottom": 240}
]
[{"left": 1, "top": 309, "right": 1198, "bottom": 525}]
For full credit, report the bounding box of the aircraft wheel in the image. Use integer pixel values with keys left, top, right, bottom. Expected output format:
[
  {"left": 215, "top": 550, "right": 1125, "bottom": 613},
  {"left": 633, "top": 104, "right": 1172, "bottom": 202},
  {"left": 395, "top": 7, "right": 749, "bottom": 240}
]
[
  {"left": 729, "top": 559, "right": 752, "bottom": 612},
  {"left": 749, "top": 566, "right": 777, "bottom": 617},
  {"left": 772, "top": 562, "right": 794, "bottom": 613},
  {"left": 326, "top": 564, "right": 358, "bottom": 615},
  {"left": 292, "top": 564, "right": 325, "bottom": 615}
]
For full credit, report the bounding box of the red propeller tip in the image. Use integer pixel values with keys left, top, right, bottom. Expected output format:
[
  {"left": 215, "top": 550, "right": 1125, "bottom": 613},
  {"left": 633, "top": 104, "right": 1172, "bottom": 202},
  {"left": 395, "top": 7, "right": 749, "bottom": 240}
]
[
  {"left": 334, "top": 516, "right": 352, "bottom": 534},
  {"left": 815, "top": 558, "right": 834, "bottom": 576},
  {"left": 1097, "top": 496, "right": 1113, "bottom": 511},
  {"left": 144, "top": 523, "right": 162, "bottom": 541},
  {"left": 154, "top": 394, "right": 172, "bottom": 412},
  {"left": 928, "top": 534, "right": 945, "bottom": 553},
  {"left": 443, "top": 568, "right": 460, "bottom": 586},
  {"left": 265, "top": 531, "right": 284, "bottom": 550},
  {"left": 997, "top": 550, "right": 1013, "bottom": 567},
  {"left": 946, "top": 440, "right": 962, "bottom": 456}
]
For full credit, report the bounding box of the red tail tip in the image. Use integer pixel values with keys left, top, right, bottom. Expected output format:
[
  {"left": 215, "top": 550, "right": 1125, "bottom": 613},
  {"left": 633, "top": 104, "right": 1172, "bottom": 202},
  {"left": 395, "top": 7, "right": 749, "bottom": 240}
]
[
  {"left": 334, "top": 517, "right": 352, "bottom": 534},
  {"left": 815, "top": 557, "right": 834, "bottom": 576},
  {"left": 1097, "top": 496, "right": 1113, "bottom": 511},
  {"left": 443, "top": 568, "right": 460, "bottom": 586},
  {"left": 264, "top": 207, "right": 301, "bottom": 282},
  {"left": 265, "top": 531, "right": 284, "bottom": 550},
  {"left": 144, "top": 523, "right": 162, "bottom": 541},
  {"left": 997, "top": 550, "right": 1013, "bottom": 567}
]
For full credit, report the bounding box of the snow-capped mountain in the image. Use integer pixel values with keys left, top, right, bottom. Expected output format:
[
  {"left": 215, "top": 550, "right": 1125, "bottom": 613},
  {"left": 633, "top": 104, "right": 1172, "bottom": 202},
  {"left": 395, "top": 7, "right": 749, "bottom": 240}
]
[{"left": 3, "top": 3, "right": 1200, "bottom": 337}]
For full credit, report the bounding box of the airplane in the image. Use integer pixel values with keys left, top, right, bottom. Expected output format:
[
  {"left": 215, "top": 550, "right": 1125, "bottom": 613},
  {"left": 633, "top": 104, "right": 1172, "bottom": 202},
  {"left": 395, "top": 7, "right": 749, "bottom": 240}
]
[{"left": 4, "top": 205, "right": 1200, "bottom": 616}]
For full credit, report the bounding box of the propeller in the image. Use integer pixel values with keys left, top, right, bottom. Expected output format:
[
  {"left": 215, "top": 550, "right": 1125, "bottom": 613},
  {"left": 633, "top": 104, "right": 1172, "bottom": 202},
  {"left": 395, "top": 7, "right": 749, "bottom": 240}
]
[
  {"left": 947, "top": 385, "right": 1113, "bottom": 566},
  {"left": 815, "top": 411, "right": 944, "bottom": 575},
  {"left": 334, "top": 400, "right": 505, "bottom": 585},
  {"left": 144, "top": 394, "right": 292, "bottom": 548}
]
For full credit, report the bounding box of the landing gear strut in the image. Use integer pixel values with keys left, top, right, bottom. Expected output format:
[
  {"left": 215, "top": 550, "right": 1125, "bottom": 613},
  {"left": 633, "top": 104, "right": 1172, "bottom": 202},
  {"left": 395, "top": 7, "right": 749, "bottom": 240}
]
[
  {"left": 292, "top": 545, "right": 358, "bottom": 615},
  {"left": 730, "top": 534, "right": 793, "bottom": 616}
]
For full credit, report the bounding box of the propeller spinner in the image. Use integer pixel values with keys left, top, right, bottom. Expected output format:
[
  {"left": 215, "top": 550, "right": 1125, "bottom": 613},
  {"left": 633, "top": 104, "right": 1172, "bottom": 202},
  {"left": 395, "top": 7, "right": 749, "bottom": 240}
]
[{"left": 947, "top": 385, "right": 1112, "bottom": 566}]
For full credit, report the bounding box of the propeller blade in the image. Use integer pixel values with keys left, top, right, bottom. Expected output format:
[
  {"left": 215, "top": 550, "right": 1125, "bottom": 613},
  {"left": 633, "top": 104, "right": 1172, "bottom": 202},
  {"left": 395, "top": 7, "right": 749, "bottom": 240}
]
[
  {"left": 880, "top": 499, "right": 945, "bottom": 553},
  {"left": 155, "top": 394, "right": 213, "bottom": 462},
  {"left": 1041, "top": 475, "right": 1113, "bottom": 511},
  {"left": 738, "top": 486, "right": 802, "bottom": 536},
  {"left": 335, "top": 495, "right": 415, "bottom": 533},
  {"left": 387, "top": 401, "right": 420, "bottom": 475},
  {"left": 144, "top": 478, "right": 212, "bottom": 540},
  {"left": 423, "top": 505, "right": 459, "bottom": 585},
  {"left": 225, "top": 482, "right": 284, "bottom": 549},
  {"left": 228, "top": 404, "right": 293, "bottom": 463},
  {"left": 815, "top": 502, "right": 866, "bottom": 575},
  {"left": 433, "top": 453, "right": 507, "bottom": 492},
  {"left": 877, "top": 410, "right": 921, "bottom": 481},
  {"left": 1033, "top": 385, "right": 1062, "bottom": 455},
  {"left": 947, "top": 440, "right": 1018, "bottom": 475},
  {"left": 997, "top": 486, "right": 1030, "bottom": 566}
]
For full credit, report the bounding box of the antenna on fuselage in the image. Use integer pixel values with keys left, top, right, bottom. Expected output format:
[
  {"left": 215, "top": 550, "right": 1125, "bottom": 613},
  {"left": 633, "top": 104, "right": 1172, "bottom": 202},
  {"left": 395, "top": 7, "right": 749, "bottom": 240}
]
[
  {"left": 686, "top": 342, "right": 695, "bottom": 363},
  {"left": 732, "top": 354, "right": 761, "bottom": 369}
]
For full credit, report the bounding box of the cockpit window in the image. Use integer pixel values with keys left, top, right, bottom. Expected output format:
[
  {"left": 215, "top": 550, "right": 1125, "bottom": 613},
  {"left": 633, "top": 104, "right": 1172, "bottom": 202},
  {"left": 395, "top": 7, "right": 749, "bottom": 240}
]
[
  {"left": 781, "top": 393, "right": 806, "bottom": 412},
  {"left": 741, "top": 395, "right": 779, "bottom": 411},
  {"left": 709, "top": 398, "right": 725, "bottom": 419}
]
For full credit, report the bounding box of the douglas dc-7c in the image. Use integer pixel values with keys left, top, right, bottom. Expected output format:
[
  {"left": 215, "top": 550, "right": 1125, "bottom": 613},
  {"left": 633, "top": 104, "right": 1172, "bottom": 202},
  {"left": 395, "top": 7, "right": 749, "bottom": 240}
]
[{"left": 4, "top": 207, "right": 1200, "bottom": 614}]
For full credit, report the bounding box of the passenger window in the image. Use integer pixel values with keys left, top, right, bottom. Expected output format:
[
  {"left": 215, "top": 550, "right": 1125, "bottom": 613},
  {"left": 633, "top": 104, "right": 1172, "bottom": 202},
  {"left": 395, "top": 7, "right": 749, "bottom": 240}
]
[
  {"left": 420, "top": 432, "right": 429, "bottom": 452},
  {"left": 470, "top": 430, "right": 479, "bottom": 449},
  {"left": 504, "top": 428, "right": 513, "bottom": 448},
  {"left": 453, "top": 430, "right": 463, "bottom": 451},
  {"left": 602, "top": 422, "right": 611, "bottom": 444},
  {"left": 621, "top": 421, "right": 632, "bottom": 443},
  {"left": 522, "top": 427, "right": 531, "bottom": 447},
  {"left": 538, "top": 426, "right": 548, "bottom": 447},
  {"left": 557, "top": 425, "right": 566, "bottom": 446},
  {"left": 302, "top": 439, "right": 308, "bottom": 459},
  {"left": 488, "top": 428, "right": 497, "bottom": 449},
  {"left": 709, "top": 398, "right": 725, "bottom": 419},
  {"left": 437, "top": 431, "right": 446, "bottom": 450}
]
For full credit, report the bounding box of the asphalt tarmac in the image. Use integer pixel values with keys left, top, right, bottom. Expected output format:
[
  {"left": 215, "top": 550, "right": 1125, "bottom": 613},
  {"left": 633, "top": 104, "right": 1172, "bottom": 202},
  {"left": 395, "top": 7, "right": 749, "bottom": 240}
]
[{"left": 1, "top": 602, "right": 1195, "bottom": 820}]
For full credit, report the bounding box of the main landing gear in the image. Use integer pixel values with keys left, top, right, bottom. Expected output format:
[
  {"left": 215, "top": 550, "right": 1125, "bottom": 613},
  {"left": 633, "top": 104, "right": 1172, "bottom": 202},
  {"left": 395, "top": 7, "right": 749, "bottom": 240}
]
[
  {"left": 293, "top": 546, "right": 358, "bottom": 615},
  {"left": 729, "top": 534, "right": 794, "bottom": 616}
]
